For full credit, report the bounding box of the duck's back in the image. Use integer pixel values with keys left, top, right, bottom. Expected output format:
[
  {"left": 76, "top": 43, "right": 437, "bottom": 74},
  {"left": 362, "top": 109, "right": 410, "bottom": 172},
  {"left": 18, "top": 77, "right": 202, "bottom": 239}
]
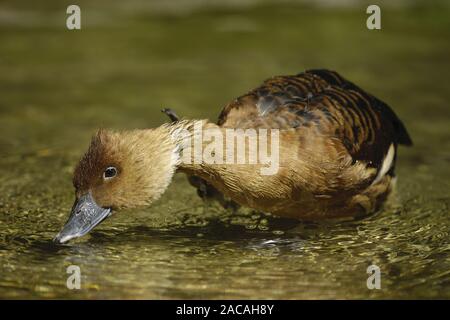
[{"left": 218, "top": 69, "right": 412, "bottom": 182}]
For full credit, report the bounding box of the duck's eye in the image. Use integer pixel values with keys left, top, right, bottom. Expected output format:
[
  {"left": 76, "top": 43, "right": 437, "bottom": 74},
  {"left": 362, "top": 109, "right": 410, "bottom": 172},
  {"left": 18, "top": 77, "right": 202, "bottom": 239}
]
[{"left": 103, "top": 167, "right": 117, "bottom": 180}]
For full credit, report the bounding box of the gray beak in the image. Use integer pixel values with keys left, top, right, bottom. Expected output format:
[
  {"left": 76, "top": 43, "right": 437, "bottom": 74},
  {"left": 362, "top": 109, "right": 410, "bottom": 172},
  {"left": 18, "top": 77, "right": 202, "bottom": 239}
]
[{"left": 53, "top": 192, "right": 112, "bottom": 244}]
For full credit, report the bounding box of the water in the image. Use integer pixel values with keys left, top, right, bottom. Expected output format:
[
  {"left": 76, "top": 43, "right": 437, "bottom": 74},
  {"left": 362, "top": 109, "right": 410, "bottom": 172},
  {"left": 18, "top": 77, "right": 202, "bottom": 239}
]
[{"left": 0, "top": 1, "right": 449, "bottom": 299}]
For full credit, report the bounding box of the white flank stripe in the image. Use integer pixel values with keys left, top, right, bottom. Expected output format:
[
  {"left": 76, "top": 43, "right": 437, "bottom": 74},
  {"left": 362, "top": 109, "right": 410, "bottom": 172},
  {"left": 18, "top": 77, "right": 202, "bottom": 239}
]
[{"left": 372, "top": 143, "right": 395, "bottom": 185}]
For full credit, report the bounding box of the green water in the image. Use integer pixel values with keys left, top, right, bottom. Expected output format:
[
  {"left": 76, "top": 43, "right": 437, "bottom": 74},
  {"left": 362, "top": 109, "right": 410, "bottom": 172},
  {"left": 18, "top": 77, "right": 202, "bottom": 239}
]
[{"left": 0, "top": 1, "right": 449, "bottom": 299}]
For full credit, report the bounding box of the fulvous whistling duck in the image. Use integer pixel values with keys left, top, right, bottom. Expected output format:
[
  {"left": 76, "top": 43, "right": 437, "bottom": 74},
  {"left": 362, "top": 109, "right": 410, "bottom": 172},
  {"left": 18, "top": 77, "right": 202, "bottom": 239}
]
[{"left": 54, "top": 69, "right": 412, "bottom": 243}]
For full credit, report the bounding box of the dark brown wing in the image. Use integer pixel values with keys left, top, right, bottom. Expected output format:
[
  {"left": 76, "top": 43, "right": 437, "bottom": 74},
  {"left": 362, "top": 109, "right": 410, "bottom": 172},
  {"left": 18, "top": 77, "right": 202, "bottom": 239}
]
[{"left": 218, "top": 69, "right": 412, "bottom": 174}]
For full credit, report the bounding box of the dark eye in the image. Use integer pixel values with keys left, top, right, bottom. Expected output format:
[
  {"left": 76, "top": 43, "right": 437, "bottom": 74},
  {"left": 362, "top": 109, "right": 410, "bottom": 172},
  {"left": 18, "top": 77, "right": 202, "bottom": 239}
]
[{"left": 103, "top": 166, "right": 117, "bottom": 180}]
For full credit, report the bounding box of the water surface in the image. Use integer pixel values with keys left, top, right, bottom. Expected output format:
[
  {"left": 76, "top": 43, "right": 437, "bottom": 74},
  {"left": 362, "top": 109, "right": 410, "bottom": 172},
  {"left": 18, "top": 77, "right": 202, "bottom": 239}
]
[{"left": 0, "top": 1, "right": 449, "bottom": 299}]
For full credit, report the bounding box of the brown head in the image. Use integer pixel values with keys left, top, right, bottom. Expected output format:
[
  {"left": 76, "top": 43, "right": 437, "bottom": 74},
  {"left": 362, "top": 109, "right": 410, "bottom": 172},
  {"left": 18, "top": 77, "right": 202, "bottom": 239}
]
[{"left": 54, "top": 127, "right": 178, "bottom": 243}]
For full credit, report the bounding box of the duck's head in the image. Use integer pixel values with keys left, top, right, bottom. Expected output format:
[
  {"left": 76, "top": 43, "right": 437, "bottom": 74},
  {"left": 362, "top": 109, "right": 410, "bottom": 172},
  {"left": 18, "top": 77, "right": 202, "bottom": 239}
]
[{"left": 54, "top": 128, "right": 177, "bottom": 243}]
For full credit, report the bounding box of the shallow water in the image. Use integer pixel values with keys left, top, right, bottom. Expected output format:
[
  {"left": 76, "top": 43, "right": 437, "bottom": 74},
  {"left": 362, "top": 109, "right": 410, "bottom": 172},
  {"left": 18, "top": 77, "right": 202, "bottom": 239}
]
[{"left": 0, "top": 1, "right": 449, "bottom": 299}]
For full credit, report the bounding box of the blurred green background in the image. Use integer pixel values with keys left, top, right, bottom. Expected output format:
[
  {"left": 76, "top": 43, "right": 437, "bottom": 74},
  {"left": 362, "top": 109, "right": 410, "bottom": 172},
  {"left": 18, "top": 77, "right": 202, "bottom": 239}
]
[{"left": 0, "top": 0, "right": 449, "bottom": 299}]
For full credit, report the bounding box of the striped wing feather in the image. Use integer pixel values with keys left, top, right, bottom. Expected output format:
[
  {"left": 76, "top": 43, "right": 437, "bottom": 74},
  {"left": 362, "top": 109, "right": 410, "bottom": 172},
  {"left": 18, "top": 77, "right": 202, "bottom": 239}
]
[{"left": 217, "top": 69, "right": 412, "bottom": 176}]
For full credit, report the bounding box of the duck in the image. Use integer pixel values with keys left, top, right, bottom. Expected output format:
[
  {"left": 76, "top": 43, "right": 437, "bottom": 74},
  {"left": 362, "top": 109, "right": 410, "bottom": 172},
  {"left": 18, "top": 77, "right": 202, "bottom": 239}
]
[{"left": 54, "top": 69, "right": 412, "bottom": 243}]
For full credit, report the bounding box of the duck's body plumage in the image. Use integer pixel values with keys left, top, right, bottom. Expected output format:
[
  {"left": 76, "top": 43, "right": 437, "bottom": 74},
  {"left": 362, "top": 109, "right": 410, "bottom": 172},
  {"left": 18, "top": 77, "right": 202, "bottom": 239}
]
[
  {"left": 219, "top": 69, "right": 411, "bottom": 171},
  {"left": 183, "top": 69, "right": 412, "bottom": 219}
]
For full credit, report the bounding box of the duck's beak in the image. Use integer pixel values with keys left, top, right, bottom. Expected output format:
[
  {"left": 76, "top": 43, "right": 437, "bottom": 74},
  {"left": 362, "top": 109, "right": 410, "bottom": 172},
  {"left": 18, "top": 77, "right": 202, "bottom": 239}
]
[{"left": 53, "top": 192, "right": 112, "bottom": 244}]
